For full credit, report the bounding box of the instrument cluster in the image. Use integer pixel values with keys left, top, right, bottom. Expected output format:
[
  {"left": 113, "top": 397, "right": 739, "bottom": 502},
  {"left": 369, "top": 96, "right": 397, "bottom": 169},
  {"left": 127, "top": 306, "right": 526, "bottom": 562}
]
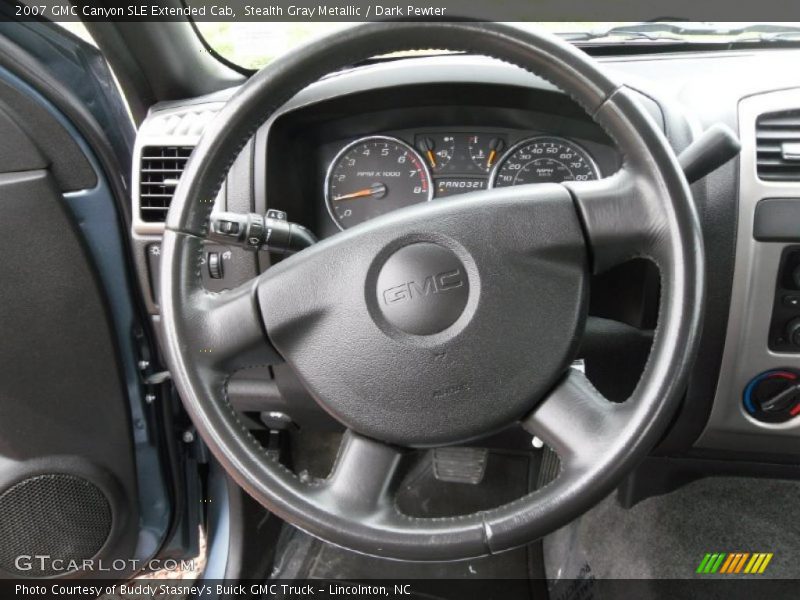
[{"left": 324, "top": 129, "right": 601, "bottom": 230}]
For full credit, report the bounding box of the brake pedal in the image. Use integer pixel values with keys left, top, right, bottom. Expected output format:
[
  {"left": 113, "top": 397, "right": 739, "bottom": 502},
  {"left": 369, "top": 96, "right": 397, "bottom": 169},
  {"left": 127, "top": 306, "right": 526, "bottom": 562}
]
[{"left": 432, "top": 447, "right": 488, "bottom": 484}]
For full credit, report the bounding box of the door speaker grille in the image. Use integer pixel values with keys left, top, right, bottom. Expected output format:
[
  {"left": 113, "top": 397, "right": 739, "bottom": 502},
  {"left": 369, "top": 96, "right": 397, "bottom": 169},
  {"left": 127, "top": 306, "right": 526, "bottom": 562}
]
[{"left": 0, "top": 474, "right": 112, "bottom": 576}]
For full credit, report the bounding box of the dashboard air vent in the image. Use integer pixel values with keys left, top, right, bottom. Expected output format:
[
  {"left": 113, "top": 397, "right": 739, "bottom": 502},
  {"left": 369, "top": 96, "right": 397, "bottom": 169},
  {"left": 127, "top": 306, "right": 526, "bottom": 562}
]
[
  {"left": 139, "top": 146, "right": 193, "bottom": 222},
  {"left": 757, "top": 110, "right": 800, "bottom": 181}
]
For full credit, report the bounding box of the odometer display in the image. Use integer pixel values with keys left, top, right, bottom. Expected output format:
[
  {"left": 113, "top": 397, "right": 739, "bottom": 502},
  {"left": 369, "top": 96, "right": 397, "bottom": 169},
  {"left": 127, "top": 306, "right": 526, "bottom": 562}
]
[
  {"left": 325, "top": 136, "right": 433, "bottom": 230},
  {"left": 490, "top": 136, "right": 599, "bottom": 188}
]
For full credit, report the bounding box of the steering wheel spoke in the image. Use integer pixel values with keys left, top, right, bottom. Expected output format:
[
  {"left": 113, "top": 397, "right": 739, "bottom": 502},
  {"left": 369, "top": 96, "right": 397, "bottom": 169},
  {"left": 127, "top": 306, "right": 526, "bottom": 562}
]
[
  {"left": 564, "top": 166, "right": 668, "bottom": 274},
  {"left": 318, "top": 430, "right": 404, "bottom": 518},
  {"left": 161, "top": 230, "right": 281, "bottom": 378},
  {"left": 195, "top": 283, "right": 280, "bottom": 373},
  {"left": 521, "top": 368, "right": 629, "bottom": 472}
]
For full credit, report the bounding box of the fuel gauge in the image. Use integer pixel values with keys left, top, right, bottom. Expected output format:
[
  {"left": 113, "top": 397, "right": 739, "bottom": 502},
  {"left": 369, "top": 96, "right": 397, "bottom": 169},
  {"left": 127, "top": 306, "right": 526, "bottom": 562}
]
[{"left": 417, "top": 135, "right": 455, "bottom": 172}]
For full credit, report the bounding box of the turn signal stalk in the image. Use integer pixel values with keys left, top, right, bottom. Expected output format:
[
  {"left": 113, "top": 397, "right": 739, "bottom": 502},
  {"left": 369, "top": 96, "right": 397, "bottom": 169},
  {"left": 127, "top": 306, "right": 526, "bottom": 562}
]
[{"left": 208, "top": 209, "right": 317, "bottom": 255}]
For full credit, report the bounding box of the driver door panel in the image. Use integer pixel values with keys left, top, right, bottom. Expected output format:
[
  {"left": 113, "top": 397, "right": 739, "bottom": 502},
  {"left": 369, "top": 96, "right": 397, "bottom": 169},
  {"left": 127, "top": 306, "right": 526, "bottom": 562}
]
[{"left": 0, "top": 29, "right": 177, "bottom": 579}]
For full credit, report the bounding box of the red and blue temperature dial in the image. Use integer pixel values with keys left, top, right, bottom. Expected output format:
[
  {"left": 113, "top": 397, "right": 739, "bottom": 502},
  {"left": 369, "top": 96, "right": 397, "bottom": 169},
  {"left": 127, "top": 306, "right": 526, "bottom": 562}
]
[{"left": 743, "top": 369, "right": 800, "bottom": 423}]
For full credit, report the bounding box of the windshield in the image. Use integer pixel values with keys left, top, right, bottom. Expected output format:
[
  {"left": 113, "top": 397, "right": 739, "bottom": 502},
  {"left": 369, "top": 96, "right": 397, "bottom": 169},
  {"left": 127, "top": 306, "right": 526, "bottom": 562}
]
[{"left": 194, "top": 22, "right": 800, "bottom": 70}]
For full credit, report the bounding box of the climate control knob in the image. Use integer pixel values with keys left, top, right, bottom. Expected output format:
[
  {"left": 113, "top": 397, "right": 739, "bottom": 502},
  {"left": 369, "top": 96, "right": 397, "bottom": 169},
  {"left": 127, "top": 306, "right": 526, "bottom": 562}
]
[
  {"left": 743, "top": 369, "right": 800, "bottom": 423},
  {"left": 786, "top": 318, "right": 800, "bottom": 347}
]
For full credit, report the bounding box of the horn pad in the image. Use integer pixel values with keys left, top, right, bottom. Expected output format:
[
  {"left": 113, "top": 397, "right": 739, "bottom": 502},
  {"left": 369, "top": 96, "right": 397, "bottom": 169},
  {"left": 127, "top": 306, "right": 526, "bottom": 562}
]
[
  {"left": 259, "top": 185, "right": 588, "bottom": 446},
  {"left": 376, "top": 243, "right": 470, "bottom": 336}
]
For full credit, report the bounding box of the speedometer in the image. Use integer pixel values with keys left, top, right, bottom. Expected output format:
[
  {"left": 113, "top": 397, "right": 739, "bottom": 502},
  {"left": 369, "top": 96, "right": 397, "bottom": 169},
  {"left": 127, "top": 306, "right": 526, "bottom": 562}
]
[
  {"left": 489, "top": 136, "right": 599, "bottom": 188},
  {"left": 325, "top": 136, "right": 433, "bottom": 230}
]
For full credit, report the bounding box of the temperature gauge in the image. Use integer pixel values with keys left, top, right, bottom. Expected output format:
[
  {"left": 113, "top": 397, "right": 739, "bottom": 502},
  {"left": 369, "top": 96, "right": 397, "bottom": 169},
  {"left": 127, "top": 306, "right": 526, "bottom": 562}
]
[{"left": 468, "top": 136, "right": 505, "bottom": 172}]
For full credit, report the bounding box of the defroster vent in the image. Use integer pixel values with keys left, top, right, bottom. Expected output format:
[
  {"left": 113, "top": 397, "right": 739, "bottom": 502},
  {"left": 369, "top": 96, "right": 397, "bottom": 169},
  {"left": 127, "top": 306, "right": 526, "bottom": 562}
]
[
  {"left": 139, "top": 146, "right": 193, "bottom": 222},
  {"left": 757, "top": 110, "right": 800, "bottom": 181}
]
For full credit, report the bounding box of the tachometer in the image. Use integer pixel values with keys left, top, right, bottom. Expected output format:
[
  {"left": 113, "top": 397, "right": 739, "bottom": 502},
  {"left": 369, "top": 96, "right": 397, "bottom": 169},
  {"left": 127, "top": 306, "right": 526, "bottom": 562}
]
[
  {"left": 490, "top": 136, "right": 599, "bottom": 187},
  {"left": 325, "top": 136, "right": 433, "bottom": 230}
]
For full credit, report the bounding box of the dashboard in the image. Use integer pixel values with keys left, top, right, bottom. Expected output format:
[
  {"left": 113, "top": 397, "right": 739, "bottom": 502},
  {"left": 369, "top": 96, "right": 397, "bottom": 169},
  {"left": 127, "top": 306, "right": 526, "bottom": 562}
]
[
  {"left": 263, "top": 82, "right": 619, "bottom": 239},
  {"left": 323, "top": 131, "right": 602, "bottom": 230},
  {"left": 131, "top": 49, "right": 800, "bottom": 464}
]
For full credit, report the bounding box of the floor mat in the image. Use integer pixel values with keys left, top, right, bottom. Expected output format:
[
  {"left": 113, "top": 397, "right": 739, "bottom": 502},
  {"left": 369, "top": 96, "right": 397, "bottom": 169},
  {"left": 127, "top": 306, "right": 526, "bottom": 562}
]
[
  {"left": 271, "top": 449, "right": 547, "bottom": 599},
  {"left": 545, "top": 476, "right": 800, "bottom": 582}
]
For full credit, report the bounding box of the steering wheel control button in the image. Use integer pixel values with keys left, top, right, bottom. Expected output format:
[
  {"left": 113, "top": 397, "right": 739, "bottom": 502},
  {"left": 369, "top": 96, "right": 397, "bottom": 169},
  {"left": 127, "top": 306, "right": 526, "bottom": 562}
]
[
  {"left": 376, "top": 243, "right": 469, "bottom": 335},
  {"left": 743, "top": 369, "right": 800, "bottom": 423}
]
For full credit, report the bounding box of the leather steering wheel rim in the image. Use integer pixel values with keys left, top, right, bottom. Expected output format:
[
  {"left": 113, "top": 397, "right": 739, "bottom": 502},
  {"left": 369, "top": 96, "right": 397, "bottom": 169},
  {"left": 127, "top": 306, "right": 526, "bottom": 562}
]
[{"left": 160, "top": 22, "right": 704, "bottom": 560}]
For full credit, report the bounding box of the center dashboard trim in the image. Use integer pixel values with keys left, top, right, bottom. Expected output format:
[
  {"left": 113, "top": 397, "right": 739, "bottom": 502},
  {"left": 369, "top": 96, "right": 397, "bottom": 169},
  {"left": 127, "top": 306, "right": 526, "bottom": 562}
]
[{"left": 697, "top": 86, "right": 800, "bottom": 453}]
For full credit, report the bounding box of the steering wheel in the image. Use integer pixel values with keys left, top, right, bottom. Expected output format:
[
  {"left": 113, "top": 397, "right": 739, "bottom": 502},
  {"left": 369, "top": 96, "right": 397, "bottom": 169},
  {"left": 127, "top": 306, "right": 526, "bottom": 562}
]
[{"left": 160, "top": 22, "right": 703, "bottom": 560}]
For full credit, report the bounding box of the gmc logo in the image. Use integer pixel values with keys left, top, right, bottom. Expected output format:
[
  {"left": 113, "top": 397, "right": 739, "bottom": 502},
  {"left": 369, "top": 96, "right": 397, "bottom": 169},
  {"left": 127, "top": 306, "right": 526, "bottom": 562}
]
[{"left": 382, "top": 269, "right": 465, "bottom": 305}]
